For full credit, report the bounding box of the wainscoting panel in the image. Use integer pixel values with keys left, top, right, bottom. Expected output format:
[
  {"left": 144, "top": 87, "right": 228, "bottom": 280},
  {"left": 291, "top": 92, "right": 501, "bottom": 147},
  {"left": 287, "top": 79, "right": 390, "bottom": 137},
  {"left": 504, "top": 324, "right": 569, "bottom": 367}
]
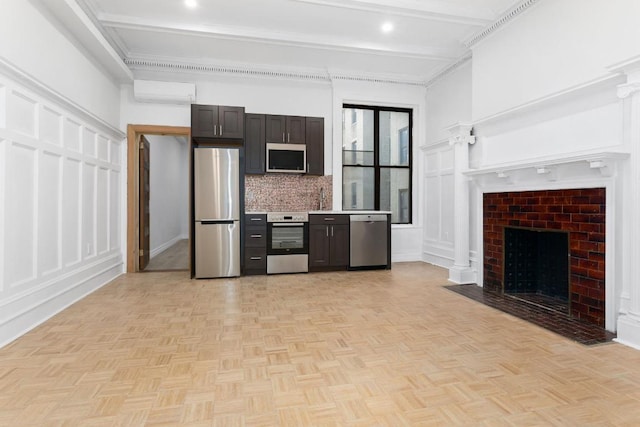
[
  {"left": 62, "top": 157, "right": 82, "bottom": 267},
  {"left": 0, "top": 68, "right": 124, "bottom": 348},
  {"left": 423, "top": 145, "right": 455, "bottom": 266}
]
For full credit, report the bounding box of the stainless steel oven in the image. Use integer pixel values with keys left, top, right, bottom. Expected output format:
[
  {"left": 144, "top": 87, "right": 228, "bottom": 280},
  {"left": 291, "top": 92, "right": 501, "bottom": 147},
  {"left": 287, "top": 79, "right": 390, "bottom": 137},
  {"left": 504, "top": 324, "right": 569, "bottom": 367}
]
[{"left": 266, "top": 212, "right": 309, "bottom": 274}]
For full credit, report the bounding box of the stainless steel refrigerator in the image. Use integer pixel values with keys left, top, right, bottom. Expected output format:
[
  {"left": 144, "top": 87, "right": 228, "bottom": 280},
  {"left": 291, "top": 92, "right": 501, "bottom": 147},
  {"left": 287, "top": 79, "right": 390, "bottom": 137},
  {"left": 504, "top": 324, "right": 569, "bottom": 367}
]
[{"left": 194, "top": 147, "right": 240, "bottom": 278}]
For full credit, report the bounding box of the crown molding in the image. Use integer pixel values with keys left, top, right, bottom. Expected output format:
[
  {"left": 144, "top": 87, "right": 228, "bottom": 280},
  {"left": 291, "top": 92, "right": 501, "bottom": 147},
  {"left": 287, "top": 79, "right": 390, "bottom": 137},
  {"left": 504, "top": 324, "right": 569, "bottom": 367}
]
[
  {"left": 425, "top": 53, "right": 472, "bottom": 89},
  {"left": 464, "top": 0, "right": 543, "bottom": 48},
  {"left": 124, "top": 58, "right": 429, "bottom": 87}
]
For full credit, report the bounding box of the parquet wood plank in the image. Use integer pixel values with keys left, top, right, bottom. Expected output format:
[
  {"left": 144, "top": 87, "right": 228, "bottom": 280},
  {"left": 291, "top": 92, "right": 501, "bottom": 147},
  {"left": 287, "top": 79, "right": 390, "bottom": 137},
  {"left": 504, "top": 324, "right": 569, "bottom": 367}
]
[{"left": 0, "top": 263, "right": 640, "bottom": 425}]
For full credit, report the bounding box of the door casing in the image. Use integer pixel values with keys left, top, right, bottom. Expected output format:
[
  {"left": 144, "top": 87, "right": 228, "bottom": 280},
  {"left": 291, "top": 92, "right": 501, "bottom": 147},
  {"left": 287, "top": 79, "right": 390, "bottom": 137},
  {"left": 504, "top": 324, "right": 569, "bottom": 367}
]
[{"left": 126, "top": 124, "right": 191, "bottom": 273}]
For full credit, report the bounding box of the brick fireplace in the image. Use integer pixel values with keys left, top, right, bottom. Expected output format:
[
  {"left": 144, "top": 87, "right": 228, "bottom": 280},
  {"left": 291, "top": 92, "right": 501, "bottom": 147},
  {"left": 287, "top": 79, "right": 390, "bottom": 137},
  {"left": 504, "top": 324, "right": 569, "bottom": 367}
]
[{"left": 483, "top": 188, "right": 606, "bottom": 327}]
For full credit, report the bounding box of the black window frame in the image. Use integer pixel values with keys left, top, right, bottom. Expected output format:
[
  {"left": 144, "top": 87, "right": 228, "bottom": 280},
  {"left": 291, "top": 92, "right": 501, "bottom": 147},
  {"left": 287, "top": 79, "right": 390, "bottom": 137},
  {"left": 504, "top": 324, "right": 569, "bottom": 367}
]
[{"left": 342, "top": 104, "right": 413, "bottom": 224}]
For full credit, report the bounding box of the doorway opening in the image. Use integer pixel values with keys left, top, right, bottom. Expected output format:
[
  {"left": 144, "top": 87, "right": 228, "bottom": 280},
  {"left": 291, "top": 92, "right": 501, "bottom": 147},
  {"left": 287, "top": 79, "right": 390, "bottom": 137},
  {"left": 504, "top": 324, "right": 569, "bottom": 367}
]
[{"left": 126, "top": 125, "right": 191, "bottom": 273}]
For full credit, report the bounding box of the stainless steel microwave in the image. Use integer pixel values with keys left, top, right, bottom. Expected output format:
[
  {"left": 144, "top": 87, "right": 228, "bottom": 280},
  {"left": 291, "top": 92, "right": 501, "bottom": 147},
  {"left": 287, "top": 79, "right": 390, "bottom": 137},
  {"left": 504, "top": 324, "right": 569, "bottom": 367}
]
[{"left": 266, "top": 143, "right": 306, "bottom": 173}]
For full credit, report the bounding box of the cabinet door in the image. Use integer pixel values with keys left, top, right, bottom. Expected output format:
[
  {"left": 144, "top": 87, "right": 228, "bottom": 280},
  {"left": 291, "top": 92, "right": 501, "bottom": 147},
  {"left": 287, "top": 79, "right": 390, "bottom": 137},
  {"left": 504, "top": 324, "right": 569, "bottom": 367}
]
[
  {"left": 191, "top": 104, "right": 218, "bottom": 138},
  {"left": 219, "top": 106, "right": 245, "bottom": 139},
  {"left": 308, "top": 225, "right": 330, "bottom": 267},
  {"left": 266, "top": 115, "right": 286, "bottom": 143},
  {"left": 286, "top": 116, "right": 306, "bottom": 144},
  {"left": 330, "top": 224, "right": 350, "bottom": 267},
  {"left": 244, "top": 114, "right": 265, "bottom": 174},
  {"left": 305, "top": 117, "right": 324, "bottom": 175}
]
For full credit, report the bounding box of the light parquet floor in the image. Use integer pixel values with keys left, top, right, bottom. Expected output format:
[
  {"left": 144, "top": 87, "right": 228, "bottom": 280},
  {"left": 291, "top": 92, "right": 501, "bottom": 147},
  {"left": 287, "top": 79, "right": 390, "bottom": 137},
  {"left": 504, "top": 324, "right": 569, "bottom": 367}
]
[
  {"left": 1, "top": 263, "right": 640, "bottom": 426},
  {"left": 144, "top": 239, "right": 189, "bottom": 271}
]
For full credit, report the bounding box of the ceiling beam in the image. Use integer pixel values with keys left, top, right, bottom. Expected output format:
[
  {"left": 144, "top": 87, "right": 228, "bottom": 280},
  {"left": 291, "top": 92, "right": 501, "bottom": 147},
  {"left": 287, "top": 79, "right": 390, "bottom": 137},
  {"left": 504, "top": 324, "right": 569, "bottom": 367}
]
[
  {"left": 99, "top": 14, "right": 462, "bottom": 61},
  {"left": 291, "top": 0, "right": 494, "bottom": 26}
]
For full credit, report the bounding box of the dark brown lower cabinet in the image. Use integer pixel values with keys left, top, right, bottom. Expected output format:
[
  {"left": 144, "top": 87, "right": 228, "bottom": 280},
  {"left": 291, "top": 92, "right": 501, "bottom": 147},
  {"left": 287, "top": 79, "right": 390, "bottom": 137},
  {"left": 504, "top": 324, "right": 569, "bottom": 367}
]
[
  {"left": 244, "top": 214, "right": 267, "bottom": 275},
  {"left": 308, "top": 214, "right": 349, "bottom": 271}
]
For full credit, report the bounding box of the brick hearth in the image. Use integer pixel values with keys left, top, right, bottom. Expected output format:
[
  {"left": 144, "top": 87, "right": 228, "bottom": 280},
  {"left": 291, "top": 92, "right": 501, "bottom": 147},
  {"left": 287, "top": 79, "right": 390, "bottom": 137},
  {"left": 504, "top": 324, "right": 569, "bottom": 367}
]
[{"left": 483, "top": 188, "right": 606, "bottom": 327}]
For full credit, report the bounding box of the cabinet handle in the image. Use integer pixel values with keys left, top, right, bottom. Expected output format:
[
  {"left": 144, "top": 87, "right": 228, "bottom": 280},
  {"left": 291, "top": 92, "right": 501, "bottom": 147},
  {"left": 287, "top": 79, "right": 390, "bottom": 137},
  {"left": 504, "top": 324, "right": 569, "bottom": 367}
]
[
  {"left": 324, "top": 218, "right": 335, "bottom": 221},
  {"left": 220, "top": 125, "right": 223, "bottom": 135},
  {"left": 250, "top": 234, "right": 262, "bottom": 238},
  {"left": 214, "top": 125, "right": 217, "bottom": 136},
  {"left": 331, "top": 226, "right": 334, "bottom": 237},
  {"left": 326, "top": 226, "right": 329, "bottom": 237},
  {"left": 250, "top": 218, "right": 263, "bottom": 221},
  {"left": 288, "top": 132, "right": 290, "bottom": 143},
  {"left": 282, "top": 132, "right": 285, "bottom": 143},
  {"left": 250, "top": 256, "right": 262, "bottom": 261}
]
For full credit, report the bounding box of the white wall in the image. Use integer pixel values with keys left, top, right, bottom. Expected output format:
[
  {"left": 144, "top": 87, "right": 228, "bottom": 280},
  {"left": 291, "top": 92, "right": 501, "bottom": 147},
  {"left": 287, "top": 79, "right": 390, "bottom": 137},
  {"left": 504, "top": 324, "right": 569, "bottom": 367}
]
[
  {"left": 0, "top": 72, "right": 123, "bottom": 347},
  {"left": 423, "top": 62, "right": 472, "bottom": 268},
  {"left": 0, "top": 0, "right": 123, "bottom": 348},
  {"left": 122, "top": 75, "right": 424, "bottom": 262},
  {"left": 146, "top": 135, "right": 189, "bottom": 257},
  {"left": 472, "top": 0, "right": 640, "bottom": 121},
  {"left": 0, "top": 0, "right": 121, "bottom": 127}
]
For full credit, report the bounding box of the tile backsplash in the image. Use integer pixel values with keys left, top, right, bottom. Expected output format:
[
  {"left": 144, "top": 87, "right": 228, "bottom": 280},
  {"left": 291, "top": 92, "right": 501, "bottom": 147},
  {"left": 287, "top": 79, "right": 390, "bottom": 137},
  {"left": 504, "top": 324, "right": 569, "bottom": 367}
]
[{"left": 245, "top": 174, "right": 333, "bottom": 212}]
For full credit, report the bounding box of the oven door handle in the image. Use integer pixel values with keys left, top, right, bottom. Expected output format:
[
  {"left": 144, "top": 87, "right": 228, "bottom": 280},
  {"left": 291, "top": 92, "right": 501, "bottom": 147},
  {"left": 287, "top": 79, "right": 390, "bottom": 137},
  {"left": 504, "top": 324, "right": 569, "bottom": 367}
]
[{"left": 271, "top": 223, "right": 305, "bottom": 227}]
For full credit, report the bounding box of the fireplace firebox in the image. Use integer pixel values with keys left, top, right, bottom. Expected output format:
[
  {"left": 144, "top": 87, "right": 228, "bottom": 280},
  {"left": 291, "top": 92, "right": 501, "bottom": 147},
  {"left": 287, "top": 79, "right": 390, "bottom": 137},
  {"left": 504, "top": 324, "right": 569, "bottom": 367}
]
[{"left": 504, "top": 227, "right": 569, "bottom": 306}]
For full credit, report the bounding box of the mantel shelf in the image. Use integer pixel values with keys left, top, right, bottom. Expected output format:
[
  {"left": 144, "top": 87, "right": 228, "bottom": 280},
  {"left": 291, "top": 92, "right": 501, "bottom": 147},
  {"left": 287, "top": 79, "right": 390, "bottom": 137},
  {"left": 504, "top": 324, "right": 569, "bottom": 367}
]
[{"left": 463, "top": 150, "right": 630, "bottom": 177}]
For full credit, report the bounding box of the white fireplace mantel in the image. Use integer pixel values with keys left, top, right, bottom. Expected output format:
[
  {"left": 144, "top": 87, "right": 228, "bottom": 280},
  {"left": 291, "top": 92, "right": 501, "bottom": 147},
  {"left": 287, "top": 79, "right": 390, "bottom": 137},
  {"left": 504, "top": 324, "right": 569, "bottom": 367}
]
[{"left": 463, "top": 149, "right": 629, "bottom": 186}]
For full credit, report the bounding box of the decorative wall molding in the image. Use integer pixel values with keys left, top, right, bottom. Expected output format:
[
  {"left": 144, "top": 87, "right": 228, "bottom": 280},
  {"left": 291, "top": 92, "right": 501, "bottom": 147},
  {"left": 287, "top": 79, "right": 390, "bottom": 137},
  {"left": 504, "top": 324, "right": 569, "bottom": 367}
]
[
  {"left": 0, "top": 68, "right": 124, "bottom": 348},
  {"left": 464, "top": 0, "right": 543, "bottom": 48},
  {"left": 617, "top": 82, "right": 640, "bottom": 99},
  {"left": 0, "top": 56, "right": 124, "bottom": 139},
  {"left": 447, "top": 123, "right": 475, "bottom": 146}
]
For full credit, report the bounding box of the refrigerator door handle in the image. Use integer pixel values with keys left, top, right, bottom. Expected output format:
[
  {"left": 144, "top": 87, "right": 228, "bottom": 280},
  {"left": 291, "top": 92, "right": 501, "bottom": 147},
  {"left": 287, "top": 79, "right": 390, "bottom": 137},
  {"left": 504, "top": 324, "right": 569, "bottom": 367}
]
[{"left": 199, "top": 220, "right": 235, "bottom": 225}]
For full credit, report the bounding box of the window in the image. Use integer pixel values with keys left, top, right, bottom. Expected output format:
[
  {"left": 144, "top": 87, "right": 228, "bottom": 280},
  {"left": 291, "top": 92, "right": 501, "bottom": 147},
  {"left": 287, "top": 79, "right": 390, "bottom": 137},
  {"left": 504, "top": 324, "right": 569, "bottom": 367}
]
[{"left": 342, "top": 105, "right": 412, "bottom": 224}]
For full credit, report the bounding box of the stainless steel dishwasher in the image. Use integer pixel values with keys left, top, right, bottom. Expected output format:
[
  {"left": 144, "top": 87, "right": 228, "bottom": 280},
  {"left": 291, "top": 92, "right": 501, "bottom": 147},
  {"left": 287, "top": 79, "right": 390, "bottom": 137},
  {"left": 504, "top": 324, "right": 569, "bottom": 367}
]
[{"left": 349, "top": 214, "right": 388, "bottom": 268}]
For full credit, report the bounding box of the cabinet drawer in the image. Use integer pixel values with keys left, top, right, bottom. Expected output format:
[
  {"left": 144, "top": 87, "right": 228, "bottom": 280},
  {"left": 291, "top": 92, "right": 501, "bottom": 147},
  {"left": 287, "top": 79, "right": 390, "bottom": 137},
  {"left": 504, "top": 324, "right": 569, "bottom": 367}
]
[
  {"left": 245, "top": 226, "right": 267, "bottom": 247},
  {"left": 245, "top": 248, "right": 267, "bottom": 270},
  {"left": 245, "top": 214, "right": 266, "bottom": 224},
  {"left": 309, "top": 214, "right": 349, "bottom": 225}
]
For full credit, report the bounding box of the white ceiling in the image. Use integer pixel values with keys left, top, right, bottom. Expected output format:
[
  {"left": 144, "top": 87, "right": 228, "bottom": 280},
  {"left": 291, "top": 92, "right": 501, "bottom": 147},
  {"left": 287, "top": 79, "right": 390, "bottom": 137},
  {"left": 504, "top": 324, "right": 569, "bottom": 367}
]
[{"left": 54, "top": 0, "right": 525, "bottom": 83}]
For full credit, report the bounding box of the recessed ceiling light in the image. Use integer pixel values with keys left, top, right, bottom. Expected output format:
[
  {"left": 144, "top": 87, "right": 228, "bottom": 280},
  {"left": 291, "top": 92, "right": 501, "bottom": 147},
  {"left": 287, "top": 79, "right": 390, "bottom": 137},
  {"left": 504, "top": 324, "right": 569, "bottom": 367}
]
[
  {"left": 184, "top": 0, "right": 198, "bottom": 8},
  {"left": 381, "top": 22, "right": 394, "bottom": 33}
]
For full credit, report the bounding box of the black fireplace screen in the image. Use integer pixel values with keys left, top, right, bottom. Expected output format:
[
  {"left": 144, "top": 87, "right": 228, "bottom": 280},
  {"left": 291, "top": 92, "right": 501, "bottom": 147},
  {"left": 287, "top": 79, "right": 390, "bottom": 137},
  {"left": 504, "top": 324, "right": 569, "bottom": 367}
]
[{"left": 503, "top": 227, "right": 569, "bottom": 300}]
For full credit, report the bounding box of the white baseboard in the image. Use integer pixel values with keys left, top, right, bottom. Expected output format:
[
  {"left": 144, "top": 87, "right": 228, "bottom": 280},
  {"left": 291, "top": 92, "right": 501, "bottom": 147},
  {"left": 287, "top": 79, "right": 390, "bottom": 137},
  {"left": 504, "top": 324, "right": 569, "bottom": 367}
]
[
  {"left": 150, "top": 234, "right": 187, "bottom": 258},
  {"left": 0, "top": 256, "right": 123, "bottom": 349},
  {"left": 422, "top": 252, "right": 454, "bottom": 269},
  {"left": 391, "top": 252, "right": 422, "bottom": 263},
  {"left": 615, "top": 314, "right": 640, "bottom": 351}
]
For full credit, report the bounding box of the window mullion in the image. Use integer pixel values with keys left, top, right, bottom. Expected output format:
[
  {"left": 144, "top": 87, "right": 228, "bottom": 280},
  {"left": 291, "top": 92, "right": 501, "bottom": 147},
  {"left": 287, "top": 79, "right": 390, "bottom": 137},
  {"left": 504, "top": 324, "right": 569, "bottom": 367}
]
[{"left": 374, "top": 109, "right": 380, "bottom": 211}]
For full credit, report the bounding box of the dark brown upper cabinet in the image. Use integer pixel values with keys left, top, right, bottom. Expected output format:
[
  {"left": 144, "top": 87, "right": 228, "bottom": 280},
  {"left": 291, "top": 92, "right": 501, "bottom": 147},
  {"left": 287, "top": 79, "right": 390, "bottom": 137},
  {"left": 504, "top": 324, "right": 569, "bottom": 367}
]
[
  {"left": 266, "top": 115, "right": 306, "bottom": 144},
  {"left": 244, "top": 114, "right": 266, "bottom": 175},
  {"left": 305, "top": 117, "right": 324, "bottom": 176},
  {"left": 191, "top": 104, "right": 245, "bottom": 139}
]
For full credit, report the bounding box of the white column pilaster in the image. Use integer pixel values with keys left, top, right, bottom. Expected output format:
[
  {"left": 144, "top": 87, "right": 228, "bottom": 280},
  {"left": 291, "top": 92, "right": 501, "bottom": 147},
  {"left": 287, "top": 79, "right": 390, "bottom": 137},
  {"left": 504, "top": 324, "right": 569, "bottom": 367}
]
[
  {"left": 616, "top": 70, "right": 640, "bottom": 349},
  {"left": 447, "top": 123, "right": 476, "bottom": 284}
]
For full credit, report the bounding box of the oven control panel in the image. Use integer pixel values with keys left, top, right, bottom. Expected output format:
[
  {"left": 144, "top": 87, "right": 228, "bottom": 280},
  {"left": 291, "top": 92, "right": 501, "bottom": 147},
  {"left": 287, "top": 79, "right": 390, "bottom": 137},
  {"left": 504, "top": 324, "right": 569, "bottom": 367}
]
[{"left": 267, "top": 212, "right": 309, "bottom": 222}]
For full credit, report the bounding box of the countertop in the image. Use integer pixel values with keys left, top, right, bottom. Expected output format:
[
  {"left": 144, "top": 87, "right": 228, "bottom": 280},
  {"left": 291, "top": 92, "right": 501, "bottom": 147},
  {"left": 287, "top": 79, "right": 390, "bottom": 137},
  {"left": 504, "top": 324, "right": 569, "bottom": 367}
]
[
  {"left": 308, "top": 210, "right": 391, "bottom": 215},
  {"left": 245, "top": 210, "right": 391, "bottom": 215}
]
